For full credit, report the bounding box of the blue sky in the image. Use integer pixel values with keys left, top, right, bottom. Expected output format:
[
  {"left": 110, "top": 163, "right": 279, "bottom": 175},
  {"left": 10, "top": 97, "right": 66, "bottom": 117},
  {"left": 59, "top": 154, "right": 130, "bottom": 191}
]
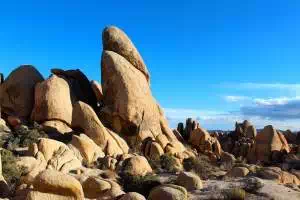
[{"left": 1, "top": 0, "right": 300, "bottom": 130}]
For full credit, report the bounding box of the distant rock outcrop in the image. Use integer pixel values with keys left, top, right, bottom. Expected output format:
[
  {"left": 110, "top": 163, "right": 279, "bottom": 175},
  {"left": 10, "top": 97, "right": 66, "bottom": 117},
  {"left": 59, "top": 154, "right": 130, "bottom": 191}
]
[{"left": 249, "top": 125, "right": 290, "bottom": 163}]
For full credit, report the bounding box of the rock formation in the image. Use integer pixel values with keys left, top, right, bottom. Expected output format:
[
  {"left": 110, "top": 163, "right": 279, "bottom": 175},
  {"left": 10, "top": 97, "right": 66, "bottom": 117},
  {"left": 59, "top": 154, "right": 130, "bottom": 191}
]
[
  {"left": 249, "top": 125, "right": 290, "bottom": 163},
  {"left": 100, "top": 26, "right": 184, "bottom": 155},
  {"left": 0, "top": 26, "right": 299, "bottom": 200}
]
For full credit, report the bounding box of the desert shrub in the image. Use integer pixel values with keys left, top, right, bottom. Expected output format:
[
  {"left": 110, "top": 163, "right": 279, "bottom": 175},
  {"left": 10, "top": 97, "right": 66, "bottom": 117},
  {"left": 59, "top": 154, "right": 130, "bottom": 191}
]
[
  {"left": 1, "top": 149, "right": 24, "bottom": 189},
  {"left": 223, "top": 188, "right": 246, "bottom": 200},
  {"left": 183, "top": 154, "right": 220, "bottom": 179},
  {"left": 3, "top": 125, "right": 48, "bottom": 150},
  {"left": 119, "top": 173, "right": 161, "bottom": 197},
  {"left": 160, "top": 154, "right": 179, "bottom": 173},
  {"left": 148, "top": 158, "right": 161, "bottom": 172}
]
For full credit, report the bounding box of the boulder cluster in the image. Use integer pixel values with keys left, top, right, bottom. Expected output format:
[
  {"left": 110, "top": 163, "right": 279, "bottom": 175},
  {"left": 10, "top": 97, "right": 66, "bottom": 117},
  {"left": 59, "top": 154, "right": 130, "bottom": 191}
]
[
  {"left": 1, "top": 26, "right": 300, "bottom": 200},
  {"left": 0, "top": 26, "right": 195, "bottom": 200}
]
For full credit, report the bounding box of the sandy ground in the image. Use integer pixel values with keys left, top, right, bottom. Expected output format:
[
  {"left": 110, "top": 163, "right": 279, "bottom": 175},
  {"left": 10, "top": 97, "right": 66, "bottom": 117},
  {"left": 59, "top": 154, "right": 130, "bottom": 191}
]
[{"left": 157, "top": 173, "right": 300, "bottom": 200}]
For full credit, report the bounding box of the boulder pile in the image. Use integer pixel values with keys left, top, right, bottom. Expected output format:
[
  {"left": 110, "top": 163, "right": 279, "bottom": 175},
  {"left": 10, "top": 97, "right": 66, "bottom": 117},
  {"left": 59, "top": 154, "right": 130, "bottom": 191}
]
[
  {"left": 1, "top": 26, "right": 300, "bottom": 200},
  {"left": 0, "top": 26, "right": 191, "bottom": 200}
]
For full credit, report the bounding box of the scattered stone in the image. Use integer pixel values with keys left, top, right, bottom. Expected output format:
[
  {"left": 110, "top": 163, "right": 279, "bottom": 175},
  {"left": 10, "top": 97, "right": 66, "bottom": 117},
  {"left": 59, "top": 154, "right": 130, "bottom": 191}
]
[
  {"left": 121, "top": 155, "right": 152, "bottom": 176},
  {"left": 226, "top": 167, "right": 249, "bottom": 178},
  {"left": 176, "top": 171, "right": 203, "bottom": 191},
  {"left": 148, "top": 184, "right": 188, "bottom": 200}
]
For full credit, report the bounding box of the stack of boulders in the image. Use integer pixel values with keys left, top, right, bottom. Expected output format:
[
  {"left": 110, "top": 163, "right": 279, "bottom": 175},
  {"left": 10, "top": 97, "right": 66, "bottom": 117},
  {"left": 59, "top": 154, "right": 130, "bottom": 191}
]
[
  {"left": 217, "top": 120, "right": 256, "bottom": 161},
  {"left": 177, "top": 118, "right": 222, "bottom": 160},
  {"left": 100, "top": 26, "right": 185, "bottom": 157},
  {"left": 0, "top": 26, "right": 194, "bottom": 199},
  {"left": 247, "top": 125, "right": 290, "bottom": 164},
  {"left": 177, "top": 118, "right": 200, "bottom": 141}
]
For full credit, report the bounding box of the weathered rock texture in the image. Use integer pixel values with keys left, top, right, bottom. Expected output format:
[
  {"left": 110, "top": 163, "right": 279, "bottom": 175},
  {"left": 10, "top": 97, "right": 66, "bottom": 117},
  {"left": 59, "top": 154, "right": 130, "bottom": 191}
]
[
  {"left": 250, "top": 125, "right": 290, "bottom": 163},
  {"left": 148, "top": 184, "right": 188, "bottom": 200},
  {"left": 100, "top": 26, "right": 184, "bottom": 155},
  {"left": 189, "top": 126, "right": 222, "bottom": 159},
  {"left": 102, "top": 26, "right": 150, "bottom": 83},
  {"left": 31, "top": 75, "right": 73, "bottom": 125},
  {"left": 72, "top": 101, "right": 129, "bottom": 156}
]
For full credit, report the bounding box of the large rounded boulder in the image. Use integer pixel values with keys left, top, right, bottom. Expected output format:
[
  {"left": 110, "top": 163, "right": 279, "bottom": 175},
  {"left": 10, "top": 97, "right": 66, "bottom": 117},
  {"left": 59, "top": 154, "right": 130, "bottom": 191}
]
[
  {"left": 102, "top": 26, "right": 149, "bottom": 83},
  {"left": 31, "top": 75, "right": 73, "bottom": 125},
  {"left": 148, "top": 184, "right": 188, "bottom": 200},
  {"left": 101, "top": 50, "right": 183, "bottom": 154},
  {"left": 0, "top": 65, "right": 44, "bottom": 118}
]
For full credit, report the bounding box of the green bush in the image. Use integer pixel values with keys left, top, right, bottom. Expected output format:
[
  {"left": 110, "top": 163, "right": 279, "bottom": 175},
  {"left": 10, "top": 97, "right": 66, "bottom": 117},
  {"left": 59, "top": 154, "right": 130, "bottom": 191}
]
[
  {"left": 1, "top": 149, "right": 23, "bottom": 189},
  {"left": 148, "top": 159, "right": 161, "bottom": 172},
  {"left": 224, "top": 188, "right": 246, "bottom": 200},
  {"left": 119, "top": 173, "right": 161, "bottom": 197},
  {"left": 3, "top": 126, "right": 48, "bottom": 150},
  {"left": 160, "top": 154, "right": 179, "bottom": 173},
  {"left": 183, "top": 154, "right": 220, "bottom": 180}
]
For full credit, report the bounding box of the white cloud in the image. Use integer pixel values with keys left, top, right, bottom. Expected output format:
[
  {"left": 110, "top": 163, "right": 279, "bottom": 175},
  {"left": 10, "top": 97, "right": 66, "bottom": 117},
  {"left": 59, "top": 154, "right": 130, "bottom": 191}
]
[
  {"left": 224, "top": 95, "right": 249, "bottom": 102},
  {"left": 165, "top": 107, "right": 300, "bottom": 131},
  {"left": 222, "top": 83, "right": 300, "bottom": 90},
  {"left": 253, "top": 96, "right": 300, "bottom": 106}
]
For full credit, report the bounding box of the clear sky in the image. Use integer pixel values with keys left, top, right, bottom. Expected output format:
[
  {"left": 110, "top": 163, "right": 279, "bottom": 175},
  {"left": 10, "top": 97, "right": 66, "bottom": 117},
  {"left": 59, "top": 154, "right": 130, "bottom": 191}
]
[{"left": 1, "top": 0, "right": 300, "bottom": 130}]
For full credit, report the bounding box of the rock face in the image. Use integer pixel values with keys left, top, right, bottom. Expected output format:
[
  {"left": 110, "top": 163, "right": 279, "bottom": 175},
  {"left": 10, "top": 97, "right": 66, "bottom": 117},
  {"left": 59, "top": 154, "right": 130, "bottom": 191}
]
[
  {"left": 102, "top": 26, "right": 150, "bottom": 83},
  {"left": 100, "top": 27, "right": 184, "bottom": 155},
  {"left": 0, "top": 65, "right": 44, "bottom": 118},
  {"left": 283, "top": 129, "right": 296, "bottom": 144},
  {"left": 148, "top": 184, "right": 188, "bottom": 200},
  {"left": 91, "top": 80, "right": 103, "bottom": 102},
  {"left": 23, "top": 138, "right": 82, "bottom": 183},
  {"left": 31, "top": 75, "right": 73, "bottom": 125},
  {"left": 70, "top": 134, "right": 105, "bottom": 165},
  {"left": 254, "top": 125, "right": 290, "bottom": 163},
  {"left": 72, "top": 101, "right": 129, "bottom": 156}
]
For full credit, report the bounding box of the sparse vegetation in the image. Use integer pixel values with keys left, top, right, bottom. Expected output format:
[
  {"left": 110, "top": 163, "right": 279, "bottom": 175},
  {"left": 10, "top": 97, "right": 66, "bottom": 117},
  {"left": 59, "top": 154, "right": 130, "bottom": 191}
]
[
  {"left": 1, "top": 149, "right": 24, "bottom": 190},
  {"left": 183, "top": 154, "right": 220, "bottom": 180},
  {"left": 1, "top": 123, "right": 48, "bottom": 151},
  {"left": 224, "top": 188, "right": 246, "bottom": 200},
  {"left": 119, "top": 173, "right": 161, "bottom": 197},
  {"left": 160, "top": 154, "right": 180, "bottom": 173}
]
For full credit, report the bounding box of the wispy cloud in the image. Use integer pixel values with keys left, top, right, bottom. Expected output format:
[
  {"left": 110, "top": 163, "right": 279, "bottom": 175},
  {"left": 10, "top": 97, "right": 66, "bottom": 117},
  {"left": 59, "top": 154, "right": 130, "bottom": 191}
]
[
  {"left": 222, "top": 82, "right": 300, "bottom": 91},
  {"left": 241, "top": 96, "right": 300, "bottom": 120},
  {"left": 224, "top": 95, "right": 250, "bottom": 102},
  {"left": 164, "top": 107, "right": 300, "bottom": 131}
]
